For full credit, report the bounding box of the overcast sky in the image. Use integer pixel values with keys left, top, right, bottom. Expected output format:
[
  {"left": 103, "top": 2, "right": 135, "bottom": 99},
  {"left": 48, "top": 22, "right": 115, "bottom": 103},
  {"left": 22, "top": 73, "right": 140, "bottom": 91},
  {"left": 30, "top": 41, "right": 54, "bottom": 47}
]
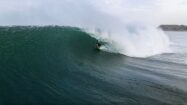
[{"left": 0, "top": 0, "right": 187, "bottom": 26}]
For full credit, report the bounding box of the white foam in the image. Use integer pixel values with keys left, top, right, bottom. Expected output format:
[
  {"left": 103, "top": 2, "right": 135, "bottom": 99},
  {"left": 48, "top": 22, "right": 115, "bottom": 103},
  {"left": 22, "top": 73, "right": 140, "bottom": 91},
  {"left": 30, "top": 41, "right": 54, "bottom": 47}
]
[{"left": 86, "top": 25, "right": 171, "bottom": 58}]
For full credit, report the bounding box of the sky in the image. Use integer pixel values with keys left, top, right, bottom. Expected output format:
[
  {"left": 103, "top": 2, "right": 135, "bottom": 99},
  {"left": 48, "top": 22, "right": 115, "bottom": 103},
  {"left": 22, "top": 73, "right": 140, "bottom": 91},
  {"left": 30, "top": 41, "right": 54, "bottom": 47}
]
[{"left": 0, "top": 0, "right": 187, "bottom": 26}]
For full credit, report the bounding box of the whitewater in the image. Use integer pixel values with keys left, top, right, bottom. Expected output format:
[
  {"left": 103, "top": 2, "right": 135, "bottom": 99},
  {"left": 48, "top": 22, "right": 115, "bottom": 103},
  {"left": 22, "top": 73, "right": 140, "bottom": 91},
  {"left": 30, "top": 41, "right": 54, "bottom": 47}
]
[{"left": 85, "top": 25, "right": 170, "bottom": 57}]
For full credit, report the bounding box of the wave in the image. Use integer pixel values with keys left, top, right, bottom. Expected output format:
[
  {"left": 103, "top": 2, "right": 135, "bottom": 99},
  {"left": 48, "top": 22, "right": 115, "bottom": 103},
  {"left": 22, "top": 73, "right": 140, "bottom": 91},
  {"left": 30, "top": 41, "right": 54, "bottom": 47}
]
[
  {"left": 0, "top": 0, "right": 172, "bottom": 58},
  {"left": 0, "top": 25, "right": 171, "bottom": 58}
]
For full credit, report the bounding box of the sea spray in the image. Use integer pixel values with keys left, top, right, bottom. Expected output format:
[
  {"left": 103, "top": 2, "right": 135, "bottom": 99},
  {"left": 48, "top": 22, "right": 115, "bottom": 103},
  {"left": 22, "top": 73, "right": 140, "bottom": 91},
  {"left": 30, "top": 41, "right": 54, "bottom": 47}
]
[{"left": 85, "top": 25, "right": 171, "bottom": 57}]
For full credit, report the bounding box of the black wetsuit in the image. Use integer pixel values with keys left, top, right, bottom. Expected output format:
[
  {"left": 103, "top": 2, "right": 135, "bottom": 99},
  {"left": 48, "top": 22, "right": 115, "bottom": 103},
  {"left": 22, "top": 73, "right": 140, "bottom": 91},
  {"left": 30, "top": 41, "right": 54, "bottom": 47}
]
[{"left": 96, "top": 42, "right": 101, "bottom": 51}]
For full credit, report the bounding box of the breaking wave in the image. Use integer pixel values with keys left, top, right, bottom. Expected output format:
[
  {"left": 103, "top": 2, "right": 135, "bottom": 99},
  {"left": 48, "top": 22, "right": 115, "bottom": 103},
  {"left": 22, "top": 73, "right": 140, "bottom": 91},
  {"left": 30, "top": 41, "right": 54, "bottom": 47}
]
[{"left": 85, "top": 25, "right": 171, "bottom": 57}]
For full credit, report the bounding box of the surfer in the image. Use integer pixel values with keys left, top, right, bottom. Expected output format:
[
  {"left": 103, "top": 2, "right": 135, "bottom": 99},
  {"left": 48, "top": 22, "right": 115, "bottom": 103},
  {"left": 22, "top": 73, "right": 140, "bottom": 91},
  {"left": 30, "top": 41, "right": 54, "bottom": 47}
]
[{"left": 96, "top": 42, "right": 101, "bottom": 51}]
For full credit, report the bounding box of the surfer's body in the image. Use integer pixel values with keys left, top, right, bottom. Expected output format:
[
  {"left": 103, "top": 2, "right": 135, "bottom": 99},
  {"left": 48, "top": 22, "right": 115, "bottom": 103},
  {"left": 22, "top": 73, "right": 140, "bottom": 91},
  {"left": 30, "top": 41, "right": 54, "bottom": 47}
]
[{"left": 95, "top": 42, "right": 101, "bottom": 51}]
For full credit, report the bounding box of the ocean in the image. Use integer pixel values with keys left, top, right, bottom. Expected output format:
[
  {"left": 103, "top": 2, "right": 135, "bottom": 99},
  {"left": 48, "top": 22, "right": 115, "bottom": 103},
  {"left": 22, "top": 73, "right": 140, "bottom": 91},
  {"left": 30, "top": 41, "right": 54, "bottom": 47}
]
[{"left": 0, "top": 26, "right": 187, "bottom": 105}]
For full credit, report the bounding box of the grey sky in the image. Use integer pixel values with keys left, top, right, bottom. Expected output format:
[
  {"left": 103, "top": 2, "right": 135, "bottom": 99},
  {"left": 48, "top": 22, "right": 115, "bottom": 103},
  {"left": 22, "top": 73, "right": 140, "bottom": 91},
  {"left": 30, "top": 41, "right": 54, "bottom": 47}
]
[{"left": 0, "top": 0, "right": 187, "bottom": 25}]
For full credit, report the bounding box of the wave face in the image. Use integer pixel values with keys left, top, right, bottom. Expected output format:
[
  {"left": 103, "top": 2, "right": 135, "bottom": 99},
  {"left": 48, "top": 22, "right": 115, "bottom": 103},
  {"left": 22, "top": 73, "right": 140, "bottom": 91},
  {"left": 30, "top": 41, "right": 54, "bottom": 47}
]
[{"left": 0, "top": 26, "right": 187, "bottom": 105}]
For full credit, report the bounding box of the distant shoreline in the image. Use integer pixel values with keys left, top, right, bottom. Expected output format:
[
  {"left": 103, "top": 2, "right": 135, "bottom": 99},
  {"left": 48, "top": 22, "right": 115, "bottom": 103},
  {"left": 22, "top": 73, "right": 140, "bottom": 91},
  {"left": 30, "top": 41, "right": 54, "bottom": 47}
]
[
  {"left": 0, "top": 25, "right": 187, "bottom": 31},
  {"left": 160, "top": 25, "right": 187, "bottom": 31}
]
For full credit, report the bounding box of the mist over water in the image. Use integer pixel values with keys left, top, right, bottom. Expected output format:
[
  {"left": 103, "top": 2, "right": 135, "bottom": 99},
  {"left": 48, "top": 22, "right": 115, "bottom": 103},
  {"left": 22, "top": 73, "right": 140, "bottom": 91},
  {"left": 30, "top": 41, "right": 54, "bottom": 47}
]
[{"left": 54, "top": 0, "right": 172, "bottom": 57}]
